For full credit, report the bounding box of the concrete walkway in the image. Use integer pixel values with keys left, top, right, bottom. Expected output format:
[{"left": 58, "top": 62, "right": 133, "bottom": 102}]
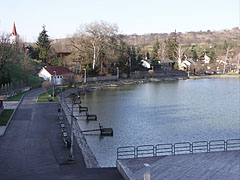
[{"left": 0, "top": 89, "right": 123, "bottom": 180}]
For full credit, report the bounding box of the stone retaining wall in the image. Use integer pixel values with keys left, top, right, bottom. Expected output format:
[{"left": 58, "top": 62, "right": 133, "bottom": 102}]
[
  {"left": 60, "top": 88, "right": 99, "bottom": 168},
  {"left": 130, "top": 70, "right": 188, "bottom": 79}
]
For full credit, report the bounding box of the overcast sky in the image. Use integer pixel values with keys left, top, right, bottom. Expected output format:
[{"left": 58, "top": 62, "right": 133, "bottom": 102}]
[{"left": 0, "top": 0, "right": 239, "bottom": 42}]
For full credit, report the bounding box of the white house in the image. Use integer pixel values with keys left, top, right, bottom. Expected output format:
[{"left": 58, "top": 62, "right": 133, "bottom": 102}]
[
  {"left": 198, "top": 53, "right": 211, "bottom": 64},
  {"left": 141, "top": 60, "right": 151, "bottom": 68},
  {"left": 38, "top": 66, "right": 72, "bottom": 85},
  {"left": 179, "top": 59, "right": 197, "bottom": 71}
]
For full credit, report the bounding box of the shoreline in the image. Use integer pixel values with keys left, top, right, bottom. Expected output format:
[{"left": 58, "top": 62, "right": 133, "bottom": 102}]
[{"left": 189, "top": 74, "right": 240, "bottom": 80}]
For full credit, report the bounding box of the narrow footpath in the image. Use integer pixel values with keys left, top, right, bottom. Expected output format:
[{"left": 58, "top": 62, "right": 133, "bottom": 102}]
[{"left": 0, "top": 89, "right": 122, "bottom": 180}]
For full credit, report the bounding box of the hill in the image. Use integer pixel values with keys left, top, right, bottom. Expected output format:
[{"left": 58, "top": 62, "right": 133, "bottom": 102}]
[
  {"left": 51, "top": 27, "right": 240, "bottom": 52},
  {"left": 120, "top": 27, "right": 240, "bottom": 46}
]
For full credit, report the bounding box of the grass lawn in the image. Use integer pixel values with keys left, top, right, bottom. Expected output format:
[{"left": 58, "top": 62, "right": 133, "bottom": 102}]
[
  {"left": 7, "top": 90, "right": 31, "bottom": 101},
  {"left": 37, "top": 86, "right": 72, "bottom": 103},
  {"left": 38, "top": 92, "right": 58, "bottom": 102},
  {"left": 0, "top": 109, "right": 14, "bottom": 126}
]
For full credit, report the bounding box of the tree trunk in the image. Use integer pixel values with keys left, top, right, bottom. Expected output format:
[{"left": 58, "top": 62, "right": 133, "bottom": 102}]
[
  {"left": 100, "top": 60, "right": 103, "bottom": 74},
  {"left": 93, "top": 43, "right": 96, "bottom": 70}
]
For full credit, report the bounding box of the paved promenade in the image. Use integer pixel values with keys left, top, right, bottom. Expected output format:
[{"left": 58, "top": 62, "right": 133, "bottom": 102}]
[{"left": 0, "top": 89, "right": 122, "bottom": 180}]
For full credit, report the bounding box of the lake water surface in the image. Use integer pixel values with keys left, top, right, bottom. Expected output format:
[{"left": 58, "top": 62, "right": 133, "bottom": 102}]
[{"left": 77, "top": 78, "right": 240, "bottom": 167}]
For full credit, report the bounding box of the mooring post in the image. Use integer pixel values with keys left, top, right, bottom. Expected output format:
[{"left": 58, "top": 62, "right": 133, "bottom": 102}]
[{"left": 144, "top": 163, "right": 150, "bottom": 180}]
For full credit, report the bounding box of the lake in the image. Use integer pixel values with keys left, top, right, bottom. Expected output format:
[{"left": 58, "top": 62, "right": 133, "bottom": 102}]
[{"left": 77, "top": 78, "right": 240, "bottom": 167}]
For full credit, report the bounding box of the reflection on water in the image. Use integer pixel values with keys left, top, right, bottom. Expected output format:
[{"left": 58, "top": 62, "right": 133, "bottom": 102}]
[{"left": 77, "top": 79, "right": 240, "bottom": 167}]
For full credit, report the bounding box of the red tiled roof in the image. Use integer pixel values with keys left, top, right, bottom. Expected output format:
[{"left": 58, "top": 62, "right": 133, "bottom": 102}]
[
  {"left": 10, "top": 22, "right": 18, "bottom": 36},
  {"left": 44, "top": 66, "right": 72, "bottom": 75}
]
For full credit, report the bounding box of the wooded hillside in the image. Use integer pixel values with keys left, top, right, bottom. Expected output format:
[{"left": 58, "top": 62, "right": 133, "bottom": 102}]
[
  {"left": 120, "top": 27, "right": 240, "bottom": 46},
  {"left": 51, "top": 27, "right": 239, "bottom": 52}
]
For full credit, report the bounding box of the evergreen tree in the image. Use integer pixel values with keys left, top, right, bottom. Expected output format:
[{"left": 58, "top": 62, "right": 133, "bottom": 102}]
[
  {"left": 26, "top": 45, "right": 39, "bottom": 60},
  {"left": 164, "top": 36, "right": 178, "bottom": 62},
  {"left": 36, "top": 25, "right": 51, "bottom": 63},
  {"left": 207, "top": 48, "right": 216, "bottom": 64},
  {"left": 223, "top": 40, "right": 228, "bottom": 52},
  {"left": 130, "top": 46, "right": 137, "bottom": 71},
  {"left": 164, "top": 32, "right": 179, "bottom": 69},
  {"left": 190, "top": 45, "right": 198, "bottom": 61},
  {"left": 152, "top": 39, "right": 160, "bottom": 60},
  {"left": 117, "top": 41, "right": 130, "bottom": 73},
  {"left": 146, "top": 51, "right": 150, "bottom": 60},
  {"left": 136, "top": 46, "right": 143, "bottom": 62}
]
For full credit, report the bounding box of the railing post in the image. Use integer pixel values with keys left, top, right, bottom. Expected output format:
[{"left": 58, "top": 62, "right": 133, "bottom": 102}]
[
  {"left": 224, "top": 140, "right": 226, "bottom": 151},
  {"left": 190, "top": 143, "right": 193, "bottom": 154},
  {"left": 207, "top": 142, "right": 209, "bottom": 152},
  {"left": 173, "top": 144, "right": 175, "bottom": 155},
  {"left": 144, "top": 163, "right": 151, "bottom": 180}
]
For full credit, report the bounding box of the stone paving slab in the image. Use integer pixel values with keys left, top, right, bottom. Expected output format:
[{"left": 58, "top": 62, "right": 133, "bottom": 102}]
[{"left": 117, "top": 150, "right": 240, "bottom": 180}]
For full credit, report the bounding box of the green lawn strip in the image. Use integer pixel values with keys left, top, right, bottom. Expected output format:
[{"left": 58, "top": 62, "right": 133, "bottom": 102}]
[
  {"left": 38, "top": 92, "right": 58, "bottom": 102},
  {"left": 38, "top": 86, "right": 73, "bottom": 103},
  {"left": 0, "top": 109, "right": 14, "bottom": 126}
]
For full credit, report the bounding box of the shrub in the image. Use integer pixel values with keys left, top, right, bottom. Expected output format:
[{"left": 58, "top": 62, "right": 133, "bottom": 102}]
[{"left": 42, "top": 81, "right": 52, "bottom": 92}]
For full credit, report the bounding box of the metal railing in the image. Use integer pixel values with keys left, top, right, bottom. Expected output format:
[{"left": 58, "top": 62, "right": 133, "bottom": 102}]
[{"left": 117, "top": 138, "right": 240, "bottom": 160}]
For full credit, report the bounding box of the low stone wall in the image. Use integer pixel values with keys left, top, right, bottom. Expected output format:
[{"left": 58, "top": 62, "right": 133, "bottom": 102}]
[
  {"left": 130, "top": 70, "right": 188, "bottom": 79},
  {"left": 86, "top": 76, "right": 118, "bottom": 82}
]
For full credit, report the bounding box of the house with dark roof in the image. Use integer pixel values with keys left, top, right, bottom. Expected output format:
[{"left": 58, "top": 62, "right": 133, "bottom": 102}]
[
  {"left": 38, "top": 66, "right": 72, "bottom": 85},
  {"left": 159, "top": 58, "right": 174, "bottom": 70}
]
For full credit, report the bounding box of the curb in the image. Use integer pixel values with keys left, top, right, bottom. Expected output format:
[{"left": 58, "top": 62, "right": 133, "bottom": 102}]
[{"left": 0, "top": 88, "right": 39, "bottom": 136}]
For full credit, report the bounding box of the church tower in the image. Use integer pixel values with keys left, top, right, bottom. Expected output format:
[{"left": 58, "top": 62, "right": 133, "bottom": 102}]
[{"left": 9, "top": 22, "right": 19, "bottom": 44}]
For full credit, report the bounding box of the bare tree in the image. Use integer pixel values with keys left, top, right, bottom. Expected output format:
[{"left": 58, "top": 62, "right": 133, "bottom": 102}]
[
  {"left": 0, "top": 34, "right": 14, "bottom": 71},
  {"left": 69, "top": 21, "right": 119, "bottom": 75},
  {"left": 85, "top": 21, "right": 119, "bottom": 70},
  {"left": 42, "top": 81, "right": 51, "bottom": 92},
  {"left": 63, "top": 73, "right": 75, "bottom": 87},
  {"left": 20, "top": 55, "right": 35, "bottom": 84}
]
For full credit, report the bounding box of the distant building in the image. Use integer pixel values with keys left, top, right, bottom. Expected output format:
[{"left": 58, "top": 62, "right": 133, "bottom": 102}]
[
  {"left": 9, "top": 22, "right": 19, "bottom": 44},
  {"left": 57, "top": 52, "right": 71, "bottom": 58},
  {"left": 158, "top": 58, "right": 174, "bottom": 71},
  {"left": 38, "top": 66, "right": 72, "bottom": 85},
  {"left": 141, "top": 58, "right": 174, "bottom": 71},
  {"left": 198, "top": 53, "right": 210, "bottom": 64},
  {"left": 141, "top": 60, "right": 151, "bottom": 69}
]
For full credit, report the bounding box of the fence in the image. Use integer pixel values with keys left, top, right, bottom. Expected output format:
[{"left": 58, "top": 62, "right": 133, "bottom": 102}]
[
  {"left": 0, "top": 81, "right": 27, "bottom": 96},
  {"left": 117, "top": 139, "right": 240, "bottom": 160}
]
